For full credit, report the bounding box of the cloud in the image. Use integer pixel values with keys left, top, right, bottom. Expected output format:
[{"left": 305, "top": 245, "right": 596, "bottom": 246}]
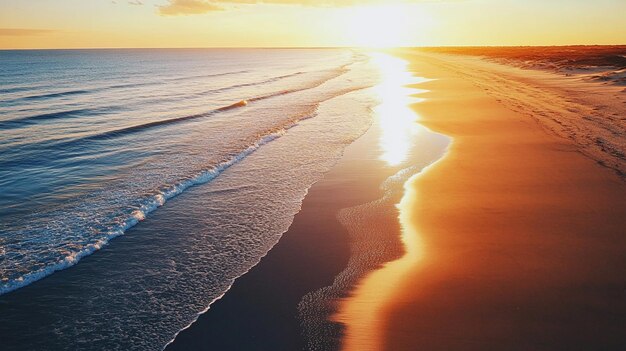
[
  {"left": 158, "top": 0, "right": 224, "bottom": 15},
  {"left": 0, "top": 29, "right": 56, "bottom": 36},
  {"left": 128, "top": 0, "right": 144, "bottom": 5}
]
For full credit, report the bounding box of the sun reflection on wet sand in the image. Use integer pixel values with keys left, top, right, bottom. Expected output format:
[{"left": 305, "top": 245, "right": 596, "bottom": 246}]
[{"left": 331, "top": 53, "right": 435, "bottom": 351}]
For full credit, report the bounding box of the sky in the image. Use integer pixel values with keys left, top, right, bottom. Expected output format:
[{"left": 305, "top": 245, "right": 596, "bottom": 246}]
[{"left": 0, "top": 0, "right": 625, "bottom": 49}]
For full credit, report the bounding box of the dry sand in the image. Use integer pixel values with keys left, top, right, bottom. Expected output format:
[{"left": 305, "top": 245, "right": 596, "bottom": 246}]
[{"left": 339, "top": 49, "right": 626, "bottom": 350}]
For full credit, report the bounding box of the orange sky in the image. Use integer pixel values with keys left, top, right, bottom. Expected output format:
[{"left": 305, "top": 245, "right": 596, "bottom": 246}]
[{"left": 1, "top": 0, "right": 625, "bottom": 49}]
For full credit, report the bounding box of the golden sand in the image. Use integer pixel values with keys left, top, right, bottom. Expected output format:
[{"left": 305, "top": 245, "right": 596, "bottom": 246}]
[{"left": 338, "top": 49, "right": 626, "bottom": 350}]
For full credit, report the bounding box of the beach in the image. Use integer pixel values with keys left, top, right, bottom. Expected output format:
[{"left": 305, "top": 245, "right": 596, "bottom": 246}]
[{"left": 337, "top": 49, "right": 626, "bottom": 350}]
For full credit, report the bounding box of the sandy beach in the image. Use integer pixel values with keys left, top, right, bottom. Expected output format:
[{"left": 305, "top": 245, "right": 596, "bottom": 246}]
[{"left": 337, "top": 49, "right": 626, "bottom": 350}]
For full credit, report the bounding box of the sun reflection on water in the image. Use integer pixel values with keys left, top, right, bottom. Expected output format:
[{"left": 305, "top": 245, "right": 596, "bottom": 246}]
[{"left": 371, "top": 53, "right": 427, "bottom": 167}]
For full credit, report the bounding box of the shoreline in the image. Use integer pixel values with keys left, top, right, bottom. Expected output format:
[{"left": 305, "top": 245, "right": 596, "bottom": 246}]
[
  {"left": 166, "top": 52, "right": 450, "bottom": 350},
  {"left": 165, "top": 94, "right": 397, "bottom": 350}
]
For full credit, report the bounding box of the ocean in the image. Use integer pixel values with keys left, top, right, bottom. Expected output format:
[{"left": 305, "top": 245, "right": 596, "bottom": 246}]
[{"left": 0, "top": 49, "right": 381, "bottom": 350}]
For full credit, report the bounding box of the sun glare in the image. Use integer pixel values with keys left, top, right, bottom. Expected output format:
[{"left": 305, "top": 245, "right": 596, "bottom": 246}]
[
  {"left": 371, "top": 53, "right": 426, "bottom": 166},
  {"left": 343, "top": 5, "right": 413, "bottom": 48}
]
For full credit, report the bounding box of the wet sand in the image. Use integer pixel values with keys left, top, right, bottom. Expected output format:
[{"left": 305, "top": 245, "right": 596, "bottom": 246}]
[{"left": 339, "top": 49, "right": 626, "bottom": 350}]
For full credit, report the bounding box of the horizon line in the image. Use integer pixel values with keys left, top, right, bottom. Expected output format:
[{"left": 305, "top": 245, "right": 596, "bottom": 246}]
[{"left": 2, "top": 44, "right": 626, "bottom": 51}]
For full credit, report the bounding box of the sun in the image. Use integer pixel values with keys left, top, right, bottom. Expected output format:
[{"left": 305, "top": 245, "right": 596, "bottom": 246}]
[{"left": 342, "top": 5, "right": 413, "bottom": 48}]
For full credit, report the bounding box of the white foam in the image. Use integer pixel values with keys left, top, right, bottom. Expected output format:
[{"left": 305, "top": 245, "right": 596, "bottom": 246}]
[{"left": 0, "top": 129, "right": 289, "bottom": 296}]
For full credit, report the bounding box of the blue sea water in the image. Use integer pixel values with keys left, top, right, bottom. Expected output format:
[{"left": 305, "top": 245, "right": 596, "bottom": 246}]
[{"left": 0, "top": 49, "right": 380, "bottom": 350}]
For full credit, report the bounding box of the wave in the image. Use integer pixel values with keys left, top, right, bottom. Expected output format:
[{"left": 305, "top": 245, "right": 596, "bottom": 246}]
[
  {"left": 0, "top": 53, "right": 369, "bottom": 296},
  {"left": 0, "top": 76, "right": 274, "bottom": 132},
  {"left": 106, "top": 70, "right": 251, "bottom": 90},
  {"left": 0, "top": 85, "right": 45, "bottom": 94},
  {"left": 193, "top": 71, "right": 305, "bottom": 97},
  {"left": 3, "top": 70, "right": 251, "bottom": 104},
  {"left": 0, "top": 101, "right": 323, "bottom": 296},
  {"left": 22, "top": 89, "right": 91, "bottom": 101},
  {"left": 0, "top": 82, "right": 373, "bottom": 297},
  {"left": 55, "top": 70, "right": 345, "bottom": 144},
  {"left": 166, "top": 70, "right": 251, "bottom": 82},
  {"left": 0, "top": 66, "right": 348, "bottom": 173},
  {"left": 0, "top": 70, "right": 315, "bottom": 132},
  {"left": 0, "top": 108, "right": 114, "bottom": 130},
  {"left": 0, "top": 85, "right": 362, "bottom": 173}
]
